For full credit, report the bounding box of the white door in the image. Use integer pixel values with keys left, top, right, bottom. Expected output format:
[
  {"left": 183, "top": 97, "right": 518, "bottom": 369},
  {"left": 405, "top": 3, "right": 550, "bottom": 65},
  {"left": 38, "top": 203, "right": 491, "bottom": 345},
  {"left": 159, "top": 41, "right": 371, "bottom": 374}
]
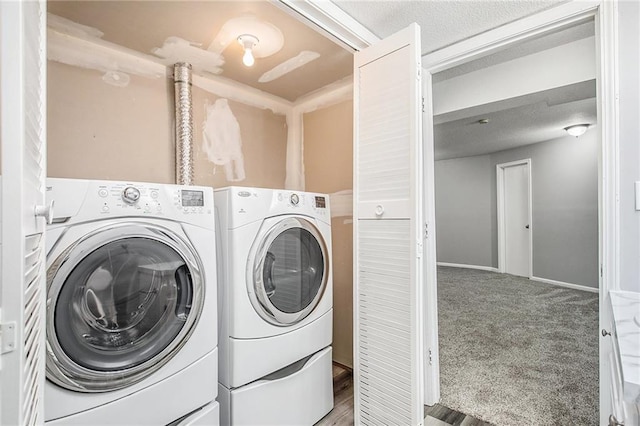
[
  {"left": 0, "top": 1, "right": 48, "bottom": 424},
  {"left": 353, "top": 24, "right": 424, "bottom": 425},
  {"left": 498, "top": 160, "right": 531, "bottom": 277}
]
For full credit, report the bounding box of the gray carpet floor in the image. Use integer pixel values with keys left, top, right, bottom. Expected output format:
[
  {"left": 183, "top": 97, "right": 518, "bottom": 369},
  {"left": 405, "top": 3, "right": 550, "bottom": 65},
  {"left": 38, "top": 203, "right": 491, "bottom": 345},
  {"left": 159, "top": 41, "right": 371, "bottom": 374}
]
[{"left": 437, "top": 266, "right": 599, "bottom": 426}]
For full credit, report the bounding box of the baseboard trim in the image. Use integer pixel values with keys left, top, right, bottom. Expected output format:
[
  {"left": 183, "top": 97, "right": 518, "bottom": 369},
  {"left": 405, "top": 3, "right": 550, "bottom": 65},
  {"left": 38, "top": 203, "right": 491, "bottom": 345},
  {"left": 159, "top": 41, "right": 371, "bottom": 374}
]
[
  {"left": 530, "top": 276, "right": 599, "bottom": 293},
  {"left": 437, "top": 262, "right": 498, "bottom": 272}
]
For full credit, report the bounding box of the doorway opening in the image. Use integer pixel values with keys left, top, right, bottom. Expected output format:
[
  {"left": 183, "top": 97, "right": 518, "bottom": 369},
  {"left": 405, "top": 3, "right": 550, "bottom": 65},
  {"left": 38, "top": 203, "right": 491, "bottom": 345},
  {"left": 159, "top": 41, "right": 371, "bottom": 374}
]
[{"left": 428, "top": 15, "right": 601, "bottom": 425}]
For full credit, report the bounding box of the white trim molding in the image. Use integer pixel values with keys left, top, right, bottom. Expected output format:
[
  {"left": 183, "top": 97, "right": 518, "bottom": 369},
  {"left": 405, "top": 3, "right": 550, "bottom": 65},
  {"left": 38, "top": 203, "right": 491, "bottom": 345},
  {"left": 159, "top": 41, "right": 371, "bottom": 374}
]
[
  {"left": 496, "top": 158, "right": 533, "bottom": 277},
  {"left": 530, "top": 276, "right": 600, "bottom": 293},
  {"left": 437, "top": 262, "right": 499, "bottom": 273},
  {"left": 273, "top": 0, "right": 379, "bottom": 51}
]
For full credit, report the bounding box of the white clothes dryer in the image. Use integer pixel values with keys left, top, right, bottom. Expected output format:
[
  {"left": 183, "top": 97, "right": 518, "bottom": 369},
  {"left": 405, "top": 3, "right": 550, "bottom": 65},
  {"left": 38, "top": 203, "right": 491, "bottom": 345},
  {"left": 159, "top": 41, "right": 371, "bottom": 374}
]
[
  {"left": 214, "top": 187, "right": 333, "bottom": 425},
  {"left": 44, "top": 178, "right": 219, "bottom": 425}
]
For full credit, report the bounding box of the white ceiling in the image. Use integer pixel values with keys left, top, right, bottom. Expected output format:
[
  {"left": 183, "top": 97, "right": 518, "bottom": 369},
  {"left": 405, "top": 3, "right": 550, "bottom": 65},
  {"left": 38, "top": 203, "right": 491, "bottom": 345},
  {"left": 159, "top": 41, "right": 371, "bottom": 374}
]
[{"left": 333, "top": 0, "right": 568, "bottom": 55}]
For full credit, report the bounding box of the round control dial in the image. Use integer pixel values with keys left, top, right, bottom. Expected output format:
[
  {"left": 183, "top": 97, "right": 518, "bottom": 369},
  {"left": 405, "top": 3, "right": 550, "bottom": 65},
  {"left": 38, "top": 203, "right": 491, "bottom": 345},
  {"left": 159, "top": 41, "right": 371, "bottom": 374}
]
[
  {"left": 290, "top": 193, "right": 299, "bottom": 206},
  {"left": 122, "top": 186, "right": 141, "bottom": 205}
]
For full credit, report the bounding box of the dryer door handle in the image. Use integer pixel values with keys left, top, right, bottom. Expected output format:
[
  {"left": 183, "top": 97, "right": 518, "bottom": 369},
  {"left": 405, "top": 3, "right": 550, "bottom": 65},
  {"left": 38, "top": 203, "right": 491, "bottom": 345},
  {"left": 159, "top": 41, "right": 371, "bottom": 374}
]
[{"left": 264, "top": 252, "right": 276, "bottom": 298}]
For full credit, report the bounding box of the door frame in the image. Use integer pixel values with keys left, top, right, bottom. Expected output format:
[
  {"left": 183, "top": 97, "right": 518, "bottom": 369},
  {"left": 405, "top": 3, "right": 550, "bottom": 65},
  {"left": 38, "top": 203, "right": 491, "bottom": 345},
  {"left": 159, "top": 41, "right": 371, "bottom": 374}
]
[
  {"left": 422, "top": 4, "right": 619, "bottom": 422},
  {"left": 277, "top": 0, "right": 619, "bottom": 420},
  {"left": 496, "top": 159, "right": 533, "bottom": 277}
]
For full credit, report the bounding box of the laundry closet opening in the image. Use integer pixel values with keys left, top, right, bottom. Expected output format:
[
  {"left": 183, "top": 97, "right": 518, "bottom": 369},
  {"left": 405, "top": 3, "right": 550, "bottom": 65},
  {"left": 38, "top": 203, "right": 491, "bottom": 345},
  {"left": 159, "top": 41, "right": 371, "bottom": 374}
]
[
  {"left": 45, "top": 1, "right": 356, "bottom": 425},
  {"left": 429, "top": 17, "right": 600, "bottom": 425}
]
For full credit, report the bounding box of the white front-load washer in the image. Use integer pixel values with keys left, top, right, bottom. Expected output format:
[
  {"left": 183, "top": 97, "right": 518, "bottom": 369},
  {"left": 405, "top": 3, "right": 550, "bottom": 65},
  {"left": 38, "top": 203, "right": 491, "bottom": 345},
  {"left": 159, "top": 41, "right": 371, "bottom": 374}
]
[
  {"left": 214, "top": 186, "right": 334, "bottom": 425},
  {"left": 44, "top": 178, "right": 219, "bottom": 425}
]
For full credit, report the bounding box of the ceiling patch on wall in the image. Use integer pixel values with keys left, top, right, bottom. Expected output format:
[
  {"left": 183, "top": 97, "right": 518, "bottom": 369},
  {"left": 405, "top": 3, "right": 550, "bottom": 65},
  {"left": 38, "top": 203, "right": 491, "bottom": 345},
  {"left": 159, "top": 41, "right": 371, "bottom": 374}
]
[
  {"left": 152, "top": 37, "right": 224, "bottom": 76},
  {"left": 47, "top": 13, "right": 165, "bottom": 87},
  {"left": 102, "top": 71, "right": 130, "bottom": 87},
  {"left": 208, "top": 16, "right": 283, "bottom": 60},
  {"left": 202, "top": 99, "right": 246, "bottom": 182},
  {"left": 259, "top": 51, "right": 321, "bottom": 83}
]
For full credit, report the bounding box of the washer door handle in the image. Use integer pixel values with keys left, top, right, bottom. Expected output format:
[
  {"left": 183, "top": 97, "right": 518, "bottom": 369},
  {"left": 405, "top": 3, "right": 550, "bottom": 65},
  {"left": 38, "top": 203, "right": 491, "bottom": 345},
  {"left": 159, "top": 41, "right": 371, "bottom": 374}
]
[{"left": 264, "top": 252, "right": 276, "bottom": 298}]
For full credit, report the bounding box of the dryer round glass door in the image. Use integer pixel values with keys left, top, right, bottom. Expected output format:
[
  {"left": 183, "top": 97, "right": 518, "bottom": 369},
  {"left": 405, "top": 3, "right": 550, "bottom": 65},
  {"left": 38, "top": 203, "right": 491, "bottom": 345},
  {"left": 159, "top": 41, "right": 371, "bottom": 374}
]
[
  {"left": 46, "top": 223, "right": 204, "bottom": 392},
  {"left": 250, "top": 217, "right": 328, "bottom": 325}
]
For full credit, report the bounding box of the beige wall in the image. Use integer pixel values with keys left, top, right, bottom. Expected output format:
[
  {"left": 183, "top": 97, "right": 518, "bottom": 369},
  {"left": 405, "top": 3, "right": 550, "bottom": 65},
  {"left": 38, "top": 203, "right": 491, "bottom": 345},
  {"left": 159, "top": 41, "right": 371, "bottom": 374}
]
[
  {"left": 47, "top": 61, "right": 287, "bottom": 189},
  {"left": 304, "top": 99, "right": 353, "bottom": 368}
]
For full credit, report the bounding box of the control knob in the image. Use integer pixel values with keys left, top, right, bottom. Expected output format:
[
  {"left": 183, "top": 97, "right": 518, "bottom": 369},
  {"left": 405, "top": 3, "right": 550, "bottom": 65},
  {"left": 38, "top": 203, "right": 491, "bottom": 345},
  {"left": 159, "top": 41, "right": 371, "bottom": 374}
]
[{"left": 122, "top": 186, "right": 141, "bottom": 205}]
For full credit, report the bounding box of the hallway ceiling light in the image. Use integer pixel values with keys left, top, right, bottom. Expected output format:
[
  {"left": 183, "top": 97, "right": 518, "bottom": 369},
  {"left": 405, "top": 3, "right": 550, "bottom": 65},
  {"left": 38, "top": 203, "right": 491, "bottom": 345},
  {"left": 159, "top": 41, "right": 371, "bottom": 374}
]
[
  {"left": 564, "top": 124, "right": 589, "bottom": 137},
  {"left": 238, "top": 34, "right": 258, "bottom": 67}
]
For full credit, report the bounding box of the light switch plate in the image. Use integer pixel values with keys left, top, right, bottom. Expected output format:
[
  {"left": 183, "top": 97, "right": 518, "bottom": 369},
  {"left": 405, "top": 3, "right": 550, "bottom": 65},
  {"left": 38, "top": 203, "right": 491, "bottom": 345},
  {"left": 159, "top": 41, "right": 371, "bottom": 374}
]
[{"left": 636, "top": 182, "right": 640, "bottom": 211}]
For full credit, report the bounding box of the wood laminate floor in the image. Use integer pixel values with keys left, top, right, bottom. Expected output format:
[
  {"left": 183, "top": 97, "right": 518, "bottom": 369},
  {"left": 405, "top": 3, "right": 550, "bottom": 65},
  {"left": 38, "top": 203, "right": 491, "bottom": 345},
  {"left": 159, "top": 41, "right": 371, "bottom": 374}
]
[{"left": 316, "top": 364, "right": 491, "bottom": 426}]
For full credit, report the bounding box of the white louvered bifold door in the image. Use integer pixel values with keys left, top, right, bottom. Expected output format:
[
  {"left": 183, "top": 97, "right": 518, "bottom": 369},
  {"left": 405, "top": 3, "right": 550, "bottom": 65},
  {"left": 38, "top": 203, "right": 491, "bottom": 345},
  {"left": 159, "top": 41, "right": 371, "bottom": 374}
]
[
  {"left": 0, "top": 1, "right": 48, "bottom": 425},
  {"left": 354, "top": 24, "right": 425, "bottom": 425}
]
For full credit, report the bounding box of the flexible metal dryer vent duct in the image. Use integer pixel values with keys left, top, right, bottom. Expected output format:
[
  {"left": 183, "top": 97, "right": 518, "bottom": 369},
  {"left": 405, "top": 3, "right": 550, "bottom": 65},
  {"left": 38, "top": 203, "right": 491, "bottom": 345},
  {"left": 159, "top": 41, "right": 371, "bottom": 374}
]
[{"left": 174, "top": 62, "right": 194, "bottom": 185}]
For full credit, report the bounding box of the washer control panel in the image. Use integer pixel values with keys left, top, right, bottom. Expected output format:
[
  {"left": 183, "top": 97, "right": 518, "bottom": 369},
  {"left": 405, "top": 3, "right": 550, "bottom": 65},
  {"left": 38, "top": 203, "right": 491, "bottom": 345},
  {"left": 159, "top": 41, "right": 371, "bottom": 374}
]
[
  {"left": 46, "top": 178, "right": 214, "bottom": 228},
  {"left": 122, "top": 186, "right": 141, "bottom": 204},
  {"left": 95, "top": 182, "right": 211, "bottom": 217}
]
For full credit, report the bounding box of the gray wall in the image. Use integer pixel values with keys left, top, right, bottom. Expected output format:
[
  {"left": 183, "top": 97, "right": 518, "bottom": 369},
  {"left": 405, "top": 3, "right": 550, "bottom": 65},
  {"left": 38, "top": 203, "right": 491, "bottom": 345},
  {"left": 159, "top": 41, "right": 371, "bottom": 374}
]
[
  {"left": 435, "top": 155, "right": 494, "bottom": 267},
  {"left": 435, "top": 131, "right": 599, "bottom": 288},
  {"left": 618, "top": 0, "right": 640, "bottom": 293}
]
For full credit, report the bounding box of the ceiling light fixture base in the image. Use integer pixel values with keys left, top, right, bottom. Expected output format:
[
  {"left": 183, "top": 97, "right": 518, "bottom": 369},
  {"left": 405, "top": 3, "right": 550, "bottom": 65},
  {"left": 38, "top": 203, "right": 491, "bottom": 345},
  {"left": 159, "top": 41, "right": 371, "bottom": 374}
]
[{"left": 238, "top": 34, "right": 259, "bottom": 67}]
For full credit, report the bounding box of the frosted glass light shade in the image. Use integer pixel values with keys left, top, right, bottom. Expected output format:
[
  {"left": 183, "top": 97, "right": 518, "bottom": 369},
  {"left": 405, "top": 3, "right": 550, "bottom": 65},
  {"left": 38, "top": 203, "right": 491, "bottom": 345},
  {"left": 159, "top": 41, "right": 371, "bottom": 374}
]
[{"left": 564, "top": 124, "right": 589, "bottom": 137}]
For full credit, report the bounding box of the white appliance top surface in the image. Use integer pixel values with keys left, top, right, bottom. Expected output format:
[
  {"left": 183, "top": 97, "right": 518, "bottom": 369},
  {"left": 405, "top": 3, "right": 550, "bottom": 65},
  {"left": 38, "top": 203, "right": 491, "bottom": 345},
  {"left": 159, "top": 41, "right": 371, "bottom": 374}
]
[{"left": 610, "top": 290, "right": 640, "bottom": 403}]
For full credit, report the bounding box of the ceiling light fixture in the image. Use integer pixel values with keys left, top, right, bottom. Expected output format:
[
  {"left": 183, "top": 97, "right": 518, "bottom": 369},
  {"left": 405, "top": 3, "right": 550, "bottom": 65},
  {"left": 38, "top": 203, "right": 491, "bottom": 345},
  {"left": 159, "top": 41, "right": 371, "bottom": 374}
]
[
  {"left": 564, "top": 124, "right": 589, "bottom": 137},
  {"left": 238, "top": 34, "right": 259, "bottom": 67}
]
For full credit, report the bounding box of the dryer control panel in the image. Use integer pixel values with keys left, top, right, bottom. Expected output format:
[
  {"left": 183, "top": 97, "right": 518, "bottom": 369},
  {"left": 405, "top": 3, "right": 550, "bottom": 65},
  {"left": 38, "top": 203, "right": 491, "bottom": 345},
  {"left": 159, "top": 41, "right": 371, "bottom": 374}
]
[
  {"left": 275, "top": 191, "right": 328, "bottom": 218},
  {"left": 215, "top": 186, "right": 331, "bottom": 229}
]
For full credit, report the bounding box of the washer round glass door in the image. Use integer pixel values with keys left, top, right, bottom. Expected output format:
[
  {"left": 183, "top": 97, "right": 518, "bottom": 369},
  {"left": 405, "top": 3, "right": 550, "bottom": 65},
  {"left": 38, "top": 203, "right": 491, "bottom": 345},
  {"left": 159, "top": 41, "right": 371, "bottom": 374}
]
[
  {"left": 46, "top": 223, "right": 204, "bottom": 392},
  {"left": 250, "top": 217, "right": 328, "bottom": 325}
]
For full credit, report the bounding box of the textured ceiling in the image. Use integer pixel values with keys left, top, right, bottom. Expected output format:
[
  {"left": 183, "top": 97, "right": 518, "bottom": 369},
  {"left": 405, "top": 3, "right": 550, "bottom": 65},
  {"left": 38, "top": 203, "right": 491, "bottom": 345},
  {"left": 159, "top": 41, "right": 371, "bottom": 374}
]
[
  {"left": 433, "top": 20, "right": 594, "bottom": 82},
  {"left": 47, "top": 1, "right": 353, "bottom": 102},
  {"left": 434, "top": 80, "right": 597, "bottom": 160},
  {"left": 333, "top": 0, "right": 568, "bottom": 55}
]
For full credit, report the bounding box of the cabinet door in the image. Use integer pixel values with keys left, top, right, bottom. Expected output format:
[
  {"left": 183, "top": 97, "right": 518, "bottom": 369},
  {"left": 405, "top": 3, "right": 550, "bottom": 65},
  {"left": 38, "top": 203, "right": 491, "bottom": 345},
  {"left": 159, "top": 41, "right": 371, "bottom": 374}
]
[
  {"left": 353, "top": 23, "right": 425, "bottom": 425},
  {"left": 0, "top": 1, "right": 48, "bottom": 424}
]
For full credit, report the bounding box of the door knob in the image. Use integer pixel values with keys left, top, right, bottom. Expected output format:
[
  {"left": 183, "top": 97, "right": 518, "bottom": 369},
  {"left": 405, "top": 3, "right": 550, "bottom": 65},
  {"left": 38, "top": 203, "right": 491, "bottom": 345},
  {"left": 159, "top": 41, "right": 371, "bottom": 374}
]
[
  {"left": 35, "top": 200, "right": 54, "bottom": 225},
  {"left": 609, "top": 414, "right": 624, "bottom": 425}
]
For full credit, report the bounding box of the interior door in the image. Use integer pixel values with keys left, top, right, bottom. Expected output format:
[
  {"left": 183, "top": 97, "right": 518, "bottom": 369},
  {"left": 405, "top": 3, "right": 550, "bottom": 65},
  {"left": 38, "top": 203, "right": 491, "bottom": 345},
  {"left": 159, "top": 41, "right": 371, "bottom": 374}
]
[
  {"left": 503, "top": 163, "right": 531, "bottom": 277},
  {"left": 0, "top": 0, "right": 48, "bottom": 424},
  {"left": 353, "top": 23, "right": 425, "bottom": 425}
]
